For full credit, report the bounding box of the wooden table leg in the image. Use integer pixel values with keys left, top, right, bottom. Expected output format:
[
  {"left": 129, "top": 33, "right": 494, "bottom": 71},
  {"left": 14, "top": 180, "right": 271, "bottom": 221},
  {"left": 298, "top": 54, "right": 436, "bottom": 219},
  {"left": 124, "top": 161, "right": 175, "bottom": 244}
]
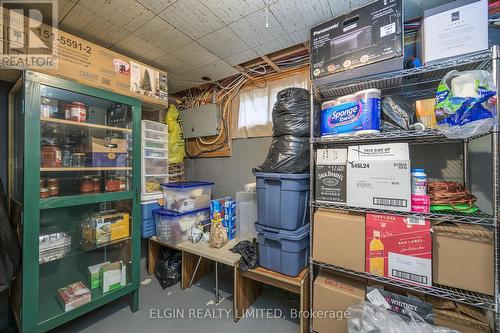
[
  {"left": 181, "top": 251, "right": 213, "bottom": 290},
  {"left": 148, "top": 240, "right": 158, "bottom": 276},
  {"left": 234, "top": 264, "right": 262, "bottom": 322},
  {"left": 299, "top": 271, "right": 310, "bottom": 333}
]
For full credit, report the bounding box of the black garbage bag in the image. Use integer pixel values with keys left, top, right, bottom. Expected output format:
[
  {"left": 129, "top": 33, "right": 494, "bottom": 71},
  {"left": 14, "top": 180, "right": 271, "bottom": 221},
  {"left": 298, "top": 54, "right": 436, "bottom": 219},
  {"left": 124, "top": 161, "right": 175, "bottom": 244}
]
[
  {"left": 154, "top": 247, "right": 182, "bottom": 289},
  {"left": 381, "top": 95, "right": 416, "bottom": 130},
  {"left": 253, "top": 135, "right": 309, "bottom": 174},
  {"left": 0, "top": 178, "right": 20, "bottom": 290},
  {"left": 272, "top": 88, "right": 310, "bottom": 137},
  {"left": 230, "top": 239, "right": 259, "bottom": 272}
]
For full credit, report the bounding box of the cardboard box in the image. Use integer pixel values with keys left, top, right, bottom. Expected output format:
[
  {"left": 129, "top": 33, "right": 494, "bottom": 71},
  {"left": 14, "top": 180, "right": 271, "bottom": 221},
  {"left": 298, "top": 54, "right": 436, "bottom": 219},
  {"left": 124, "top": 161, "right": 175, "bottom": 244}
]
[
  {"left": 310, "top": 0, "right": 403, "bottom": 81},
  {"left": 429, "top": 298, "right": 492, "bottom": 333},
  {"left": 88, "top": 138, "right": 128, "bottom": 167},
  {"left": 56, "top": 282, "right": 91, "bottom": 312},
  {"left": 83, "top": 212, "right": 130, "bottom": 245},
  {"left": 100, "top": 261, "right": 127, "bottom": 293},
  {"left": 433, "top": 224, "right": 494, "bottom": 295},
  {"left": 366, "top": 213, "right": 432, "bottom": 287},
  {"left": 346, "top": 143, "right": 411, "bottom": 212},
  {"left": 422, "top": 0, "right": 488, "bottom": 64},
  {"left": 88, "top": 261, "right": 110, "bottom": 289},
  {"left": 313, "top": 270, "right": 366, "bottom": 333},
  {"left": 315, "top": 149, "right": 347, "bottom": 204},
  {"left": 313, "top": 210, "right": 364, "bottom": 272}
]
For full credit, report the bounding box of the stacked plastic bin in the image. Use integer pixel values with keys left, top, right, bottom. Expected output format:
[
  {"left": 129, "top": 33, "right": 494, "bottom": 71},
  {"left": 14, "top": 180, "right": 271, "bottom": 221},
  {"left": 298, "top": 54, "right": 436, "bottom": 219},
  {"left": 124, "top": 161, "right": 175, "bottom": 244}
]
[{"left": 254, "top": 172, "right": 310, "bottom": 276}]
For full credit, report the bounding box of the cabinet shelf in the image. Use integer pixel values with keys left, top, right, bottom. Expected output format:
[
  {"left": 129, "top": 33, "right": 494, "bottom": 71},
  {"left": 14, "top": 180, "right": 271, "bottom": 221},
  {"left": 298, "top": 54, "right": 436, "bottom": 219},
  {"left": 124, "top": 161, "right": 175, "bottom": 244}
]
[
  {"left": 313, "top": 261, "right": 496, "bottom": 311},
  {"left": 311, "top": 201, "right": 495, "bottom": 226},
  {"left": 41, "top": 167, "right": 132, "bottom": 172},
  {"left": 41, "top": 117, "right": 132, "bottom": 133}
]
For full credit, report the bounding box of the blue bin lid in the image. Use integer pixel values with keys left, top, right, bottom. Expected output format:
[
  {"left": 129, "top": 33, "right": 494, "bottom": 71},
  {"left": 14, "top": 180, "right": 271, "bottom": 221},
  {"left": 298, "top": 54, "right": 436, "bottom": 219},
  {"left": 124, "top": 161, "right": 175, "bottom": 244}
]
[
  {"left": 153, "top": 207, "right": 210, "bottom": 217},
  {"left": 254, "top": 172, "right": 310, "bottom": 180},
  {"left": 255, "top": 223, "right": 310, "bottom": 240},
  {"left": 161, "top": 181, "right": 215, "bottom": 188}
]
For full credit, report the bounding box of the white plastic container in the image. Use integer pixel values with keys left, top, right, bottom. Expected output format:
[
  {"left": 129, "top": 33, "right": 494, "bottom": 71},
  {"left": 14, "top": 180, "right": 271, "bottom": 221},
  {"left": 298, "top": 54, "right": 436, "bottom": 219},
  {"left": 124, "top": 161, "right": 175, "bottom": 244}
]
[
  {"left": 411, "top": 169, "right": 428, "bottom": 195},
  {"left": 161, "top": 181, "right": 214, "bottom": 212},
  {"left": 153, "top": 208, "right": 210, "bottom": 244},
  {"left": 236, "top": 191, "right": 257, "bottom": 241}
]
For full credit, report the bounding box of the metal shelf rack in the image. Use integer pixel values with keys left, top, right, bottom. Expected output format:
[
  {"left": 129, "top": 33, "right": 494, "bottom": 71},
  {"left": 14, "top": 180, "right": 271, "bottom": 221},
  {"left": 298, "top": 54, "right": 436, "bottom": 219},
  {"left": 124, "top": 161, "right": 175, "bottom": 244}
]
[{"left": 309, "top": 46, "right": 500, "bottom": 332}]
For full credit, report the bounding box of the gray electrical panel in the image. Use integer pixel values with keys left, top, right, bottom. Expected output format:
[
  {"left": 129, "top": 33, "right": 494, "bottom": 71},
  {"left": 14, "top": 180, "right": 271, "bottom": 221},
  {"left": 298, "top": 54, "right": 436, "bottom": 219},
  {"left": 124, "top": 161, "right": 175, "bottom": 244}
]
[{"left": 179, "top": 103, "right": 220, "bottom": 138}]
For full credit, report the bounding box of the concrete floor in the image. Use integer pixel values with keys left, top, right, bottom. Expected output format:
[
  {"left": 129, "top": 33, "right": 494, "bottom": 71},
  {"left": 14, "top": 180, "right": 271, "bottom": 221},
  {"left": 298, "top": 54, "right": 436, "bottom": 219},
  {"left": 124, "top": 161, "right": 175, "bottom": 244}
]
[{"left": 51, "top": 265, "right": 300, "bottom": 333}]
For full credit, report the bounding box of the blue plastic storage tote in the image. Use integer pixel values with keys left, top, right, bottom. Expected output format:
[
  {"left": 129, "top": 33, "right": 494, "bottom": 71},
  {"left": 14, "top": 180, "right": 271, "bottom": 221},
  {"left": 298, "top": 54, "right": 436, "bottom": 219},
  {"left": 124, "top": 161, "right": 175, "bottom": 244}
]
[
  {"left": 256, "top": 223, "right": 310, "bottom": 276},
  {"left": 141, "top": 201, "right": 162, "bottom": 239},
  {"left": 255, "top": 172, "right": 310, "bottom": 231}
]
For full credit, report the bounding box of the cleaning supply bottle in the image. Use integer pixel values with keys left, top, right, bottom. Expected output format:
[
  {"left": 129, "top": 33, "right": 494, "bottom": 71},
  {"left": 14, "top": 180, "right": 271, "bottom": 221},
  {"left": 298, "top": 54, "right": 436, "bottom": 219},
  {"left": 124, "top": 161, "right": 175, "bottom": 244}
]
[{"left": 369, "top": 230, "right": 384, "bottom": 276}]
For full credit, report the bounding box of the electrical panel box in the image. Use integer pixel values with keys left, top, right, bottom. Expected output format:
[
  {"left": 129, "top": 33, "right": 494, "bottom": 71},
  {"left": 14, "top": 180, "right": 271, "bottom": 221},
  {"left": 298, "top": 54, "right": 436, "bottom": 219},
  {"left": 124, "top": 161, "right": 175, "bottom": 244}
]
[{"left": 179, "top": 103, "right": 220, "bottom": 138}]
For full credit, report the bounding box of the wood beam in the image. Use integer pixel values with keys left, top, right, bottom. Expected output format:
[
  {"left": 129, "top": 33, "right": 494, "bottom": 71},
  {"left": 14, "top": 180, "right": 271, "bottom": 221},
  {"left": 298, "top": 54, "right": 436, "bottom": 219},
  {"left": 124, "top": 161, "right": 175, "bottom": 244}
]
[
  {"left": 234, "top": 65, "right": 254, "bottom": 80},
  {"left": 261, "top": 55, "right": 282, "bottom": 72}
]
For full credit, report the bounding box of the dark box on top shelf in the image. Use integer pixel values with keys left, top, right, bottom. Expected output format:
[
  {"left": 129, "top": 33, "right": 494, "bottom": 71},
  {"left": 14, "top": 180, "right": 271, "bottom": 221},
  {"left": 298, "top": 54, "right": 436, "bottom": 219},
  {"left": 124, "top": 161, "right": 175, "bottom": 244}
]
[
  {"left": 87, "top": 137, "right": 128, "bottom": 167},
  {"left": 310, "top": 0, "right": 403, "bottom": 84}
]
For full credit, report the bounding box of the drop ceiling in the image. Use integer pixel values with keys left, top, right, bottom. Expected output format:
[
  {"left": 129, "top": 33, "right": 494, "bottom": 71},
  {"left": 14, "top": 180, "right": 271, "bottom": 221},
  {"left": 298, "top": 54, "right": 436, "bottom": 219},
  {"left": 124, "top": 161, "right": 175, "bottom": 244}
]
[{"left": 56, "top": 0, "right": 450, "bottom": 93}]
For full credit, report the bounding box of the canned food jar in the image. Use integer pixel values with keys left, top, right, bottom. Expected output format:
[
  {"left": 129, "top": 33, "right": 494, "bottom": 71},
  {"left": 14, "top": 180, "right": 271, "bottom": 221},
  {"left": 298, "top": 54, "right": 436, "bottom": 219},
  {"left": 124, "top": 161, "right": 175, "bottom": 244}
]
[
  {"left": 92, "top": 177, "right": 101, "bottom": 192},
  {"left": 116, "top": 176, "right": 127, "bottom": 191},
  {"left": 71, "top": 153, "right": 86, "bottom": 168},
  {"left": 46, "top": 178, "right": 59, "bottom": 188},
  {"left": 61, "top": 145, "right": 73, "bottom": 167},
  {"left": 105, "top": 177, "right": 121, "bottom": 192},
  {"left": 49, "top": 185, "right": 59, "bottom": 197},
  {"left": 41, "top": 144, "right": 62, "bottom": 167},
  {"left": 40, "top": 178, "right": 46, "bottom": 187},
  {"left": 40, "top": 187, "right": 50, "bottom": 199},
  {"left": 64, "top": 104, "right": 72, "bottom": 120},
  {"left": 40, "top": 97, "right": 58, "bottom": 118},
  {"left": 70, "top": 102, "right": 86, "bottom": 122},
  {"left": 80, "top": 176, "right": 94, "bottom": 194}
]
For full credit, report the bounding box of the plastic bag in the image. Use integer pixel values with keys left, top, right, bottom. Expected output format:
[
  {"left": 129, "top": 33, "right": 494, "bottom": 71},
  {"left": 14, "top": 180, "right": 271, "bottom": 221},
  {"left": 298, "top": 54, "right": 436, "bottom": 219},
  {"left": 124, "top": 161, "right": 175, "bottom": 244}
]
[
  {"left": 272, "top": 88, "right": 310, "bottom": 137},
  {"left": 230, "top": 239, "right": 259, "bottom": 272},
  {"left": 434, "top": 70, "right": 497, "bottom": 139},
  {"left": 348, "top": 301, "right": 459, "bottom": 333},
  {"left": 166, "top": 104, "right": 185, "bottom": 164},
  {"left": 154, "top": 247, "right": 182, "bottom": 289},
  {"left": 253, "top": 135, "right": 309, "bottom": 173},
  {"left": 381, "top": 95, "right": 416, "bottom": 130}
]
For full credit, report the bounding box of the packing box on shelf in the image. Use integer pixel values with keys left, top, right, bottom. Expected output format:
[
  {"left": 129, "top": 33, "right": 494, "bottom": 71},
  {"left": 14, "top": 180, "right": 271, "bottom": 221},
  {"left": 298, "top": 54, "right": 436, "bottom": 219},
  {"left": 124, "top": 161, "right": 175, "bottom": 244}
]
[
  {"left": 88, "top": 138, "right": 128, "bottom": 167},
  {"left": 313, "top": 269, "right": 366, "bottom": 333},
  {"left": 315, "top": 149, "right": 347, "bottom": 204},
  {"left": 310, "top": 0, "right": 403, "bottom": 82},
  {"left": 56, "top": 282, "right": 91, "bottom": 312},
  {"left": 346, "top": 143, "right": 411, "bottom": 212},
  {"left": 428, "top": 297, "right": 492, "bottom": 333},
  {"left": 365, "top": 213, "right": 432, "bottom": 287},
  {"left": 313, "top": 210, "right": 365, "bottom": 272},
  {"left": 83, "top": 212, "right": 130, "bottom": 245},
  {"left": 433, "top": 223, "right": 494, "bottom": 295},
  {"left": 100, "top": 261, "right": 127, "bottom": 293},
  {"left": 88, "top": 261, "right": 110, "bottom": 289},
  {"left": 422, "top": 0, "right": 488, "bottom": 64}
]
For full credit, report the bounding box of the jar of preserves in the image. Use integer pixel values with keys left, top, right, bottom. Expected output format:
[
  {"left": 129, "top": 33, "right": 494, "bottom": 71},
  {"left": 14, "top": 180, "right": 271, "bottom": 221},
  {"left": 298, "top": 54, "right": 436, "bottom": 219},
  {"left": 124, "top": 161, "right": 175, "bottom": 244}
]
[
  {"left": 116, "top": 176, "right": 127, "bottom": 191},
  {"left": 49, "top": 185, "right": 59, "bottom": 197},
  {"left": 92, "top": 177, "right": 101, "bottom": 192},
  {"left": 40, "top": 97, "right": 58, "bottom": 118},
  {"left": 40, "top": 178, "right": 46, "bottom": 187},
  {"left": 105, "top": 177, "right": 121, "bottom": 192},
  {"left": 61, "top": 145, "right": 73, "bottom": 167},
  {"left": 80, "top": 176, "right": 94, "bottom": 194},
  {"left": 41, "top": 144, "right": 62, "bottom": 167},
  {"left": 70, "top": 102, "right": 86, "bottom": 122},
  {"left": 40, "top": 187, "right": 50, "bottom": 199},
  {"left": 46, "top": 178, "right": 58, "bottom": 188},
  {"left": 64, "top": 104, "right": 72, "bottom": 120},
  {"left": 71, "top": 153, "right": 86, "bottom": 168}
]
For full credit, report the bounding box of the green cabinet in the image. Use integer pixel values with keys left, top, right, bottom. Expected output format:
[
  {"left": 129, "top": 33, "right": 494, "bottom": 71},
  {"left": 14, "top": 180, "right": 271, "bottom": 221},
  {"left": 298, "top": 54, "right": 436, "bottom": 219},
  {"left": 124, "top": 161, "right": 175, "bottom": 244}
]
[{"left": 10, "top": 71, "right": 141, "bottom": 333}]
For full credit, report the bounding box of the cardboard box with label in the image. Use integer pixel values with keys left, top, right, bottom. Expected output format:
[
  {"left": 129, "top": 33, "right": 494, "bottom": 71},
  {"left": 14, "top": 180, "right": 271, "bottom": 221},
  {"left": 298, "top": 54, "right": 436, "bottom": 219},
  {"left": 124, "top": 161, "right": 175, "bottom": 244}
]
[
  {"left": 100, "top": 261, "right": 127, "bottom": 293},
  {"left": 433, "top": 223, "right": 493, "bottom": 295},
  {"left": 83, "top": 212, "right": 130, "bottom": 245},
  {"left": 313, "top": 210, "right": 364, "bottom": 272},
  {"left": 422, "top": 0, "right": 488, "bottom": 64},
  {"left": 88, "top": 138, "right": 128, "bottom": 168},
  {"left": 365, "top": 213, "right": 432, "bottom": 287},
  {"left": 310, "top": 0, "right": 403, "bottom": 83},
  {"left": 88, "top": 261, "right": 111, "bottom": 289},
  {"left": 347, "top": 143, "right": 411, "bottom": 212},
  {"left": 315, "top": 149, "right": 347, "bottom": 204},
  {"left": 313, "top": 269, "right": 366, "bottom": 333}
]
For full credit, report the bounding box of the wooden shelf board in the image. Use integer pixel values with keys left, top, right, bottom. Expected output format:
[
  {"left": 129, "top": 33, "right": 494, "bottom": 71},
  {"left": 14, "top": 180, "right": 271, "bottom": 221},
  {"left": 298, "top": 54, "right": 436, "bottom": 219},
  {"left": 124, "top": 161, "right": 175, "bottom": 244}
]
[
  {"left": 41, "top": 117, "right": 132, "bottom": 133},
  {"left": 41, "top": 167, "right": 132, "bottom": 172}
]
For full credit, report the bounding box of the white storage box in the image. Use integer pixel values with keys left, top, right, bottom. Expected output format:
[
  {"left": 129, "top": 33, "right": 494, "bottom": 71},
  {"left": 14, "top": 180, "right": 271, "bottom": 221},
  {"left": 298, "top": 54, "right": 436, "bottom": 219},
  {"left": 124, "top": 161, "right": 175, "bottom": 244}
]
[
  {"left": 161, "top": 181, "right": 214, "bottom": 212},
  {"left": 153, "top": 208, "right": 210, "bottom": 244}
]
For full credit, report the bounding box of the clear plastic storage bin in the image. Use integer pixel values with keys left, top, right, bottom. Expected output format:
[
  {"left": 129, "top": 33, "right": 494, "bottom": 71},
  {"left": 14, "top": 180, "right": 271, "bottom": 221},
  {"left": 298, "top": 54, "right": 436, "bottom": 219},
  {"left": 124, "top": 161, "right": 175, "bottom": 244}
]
[
  {"left": 153, "top": 208, "right": 210, "bottom": 244},
  {"left": 145, "top": 159, "right": 169, "bottom": 175},
  {"left": 143, "top": 120, "right": 167, "bottom": 133},
  {"left": 162, "top": 181, "right": 214, "bottom": 212},
  {"left": 236, "top": 191, "right": 257, "bottom": 240}
]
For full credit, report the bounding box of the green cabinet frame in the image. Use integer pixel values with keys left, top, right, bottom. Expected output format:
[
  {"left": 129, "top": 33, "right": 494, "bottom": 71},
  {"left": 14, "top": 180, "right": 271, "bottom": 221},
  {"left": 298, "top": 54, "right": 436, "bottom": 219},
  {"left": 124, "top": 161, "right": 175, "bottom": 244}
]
[{"left": 11, "top": 71, "right": 141, "bottom": 333}]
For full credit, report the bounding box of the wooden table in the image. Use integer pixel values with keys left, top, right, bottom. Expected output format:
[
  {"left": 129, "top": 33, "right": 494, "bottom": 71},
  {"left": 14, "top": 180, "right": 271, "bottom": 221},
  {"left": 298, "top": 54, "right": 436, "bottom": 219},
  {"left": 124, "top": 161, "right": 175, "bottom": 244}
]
[{"left": 234, "top": 266, "right": 310, "bottom": 333}]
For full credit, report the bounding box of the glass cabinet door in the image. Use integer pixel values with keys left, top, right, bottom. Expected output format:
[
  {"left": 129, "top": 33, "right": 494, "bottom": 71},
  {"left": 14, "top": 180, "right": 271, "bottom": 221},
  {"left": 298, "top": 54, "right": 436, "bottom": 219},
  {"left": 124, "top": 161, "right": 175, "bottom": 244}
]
[{"left": 39, "top": 84, "right": 134, "bottom": 198}]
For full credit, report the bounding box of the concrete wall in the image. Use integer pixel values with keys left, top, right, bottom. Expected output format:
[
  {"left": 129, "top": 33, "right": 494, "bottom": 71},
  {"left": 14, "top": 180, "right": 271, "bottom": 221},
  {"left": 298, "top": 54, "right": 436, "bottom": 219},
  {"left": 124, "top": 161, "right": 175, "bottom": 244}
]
[{"left": 185, "top": 137, "right": 272, "bottom": 198}]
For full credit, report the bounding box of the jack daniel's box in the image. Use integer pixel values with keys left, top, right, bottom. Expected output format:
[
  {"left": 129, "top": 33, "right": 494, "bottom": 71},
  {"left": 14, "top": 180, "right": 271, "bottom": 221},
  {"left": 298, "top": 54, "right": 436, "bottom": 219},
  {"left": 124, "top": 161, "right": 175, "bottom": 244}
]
[
  {"left": 315, "top": 149, "right": 347, "bottom": 204},
  {"left": 310, "top": 0, "right": 403, "bottom": 84}
]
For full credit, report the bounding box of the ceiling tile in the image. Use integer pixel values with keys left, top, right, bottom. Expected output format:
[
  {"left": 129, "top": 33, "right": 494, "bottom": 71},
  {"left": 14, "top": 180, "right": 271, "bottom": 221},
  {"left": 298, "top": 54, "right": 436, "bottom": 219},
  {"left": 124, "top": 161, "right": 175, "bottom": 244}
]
[
  {"left": 195, "top": 59, "right": 239, "bottom": 81},
  {"left": 224, "top": 48, "right": 259, "bottom": 66},
  {"left": 59, "top": 4, "right": 129, "bottom": 47},
  {"left": 168, "top": 72, "right": 205, "bottom": 89},
  {"left": 112, "top": 16, "right": 192, "bottom": 63},
  {"left": 152, "top": 53, "right": 194, "bottom": 75},
  {"left": 168, "top": 80, "right": 196, "bottom": 93},
  {"left": 158, "top": 0, "right": 225, "bottom": 39},
  {"left": 197, "top": 26, "right": 248, "bottom": 59},
  {"left": 327, "top": 0, "right": 351, "bottom": 18},
  {"left": 253, "top": 37, "right": 294, "bottom": 56},
  {"left": 269, "top": 0, "right": 331, "bottom": 35},
  {"left": 57, "top": 0, "right": 77, "bottom": 23},
  {"left": 288, "top": 28, "right": 309, "bottom": 45},
  {"left": 200, "top": 0, "right": 267, "bottom": 25},
  {"left": 77, "top": 0, "right": 155, "bottom": 34},
  {"left": 168, "top": 42, "right": 219, "bottom": 70},
  {"left": 136, "top": 0, "right": 178, "bottom": 14},
  {"left": 229, "top": 7, "right": 292, "bottom": 48}
]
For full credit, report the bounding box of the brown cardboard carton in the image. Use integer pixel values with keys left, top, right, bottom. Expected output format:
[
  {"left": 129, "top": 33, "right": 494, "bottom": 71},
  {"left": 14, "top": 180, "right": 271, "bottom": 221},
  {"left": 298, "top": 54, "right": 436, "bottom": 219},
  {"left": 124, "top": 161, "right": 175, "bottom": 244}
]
[
  {"left": 428, "top": 297, "right": 492, "bottom": 333},
  {"left": 433, "top": 224, "right": 493, "bottom": 295},
  {"left": 312, "top": 269, "right": 366, "bottom": 333},
  {"left": 313, "top": 210, "right": 365, "bottom": 272}
]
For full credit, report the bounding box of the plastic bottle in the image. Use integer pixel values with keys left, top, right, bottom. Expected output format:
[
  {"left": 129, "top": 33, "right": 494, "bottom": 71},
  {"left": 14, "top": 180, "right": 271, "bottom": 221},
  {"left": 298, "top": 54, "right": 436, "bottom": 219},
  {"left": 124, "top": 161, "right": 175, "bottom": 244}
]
[
  {"left": 411, "top": 169, "right": 428, "bottom": 195},
  {"left": 369, "top": 230, "right": 384, "bottom": 276}
]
